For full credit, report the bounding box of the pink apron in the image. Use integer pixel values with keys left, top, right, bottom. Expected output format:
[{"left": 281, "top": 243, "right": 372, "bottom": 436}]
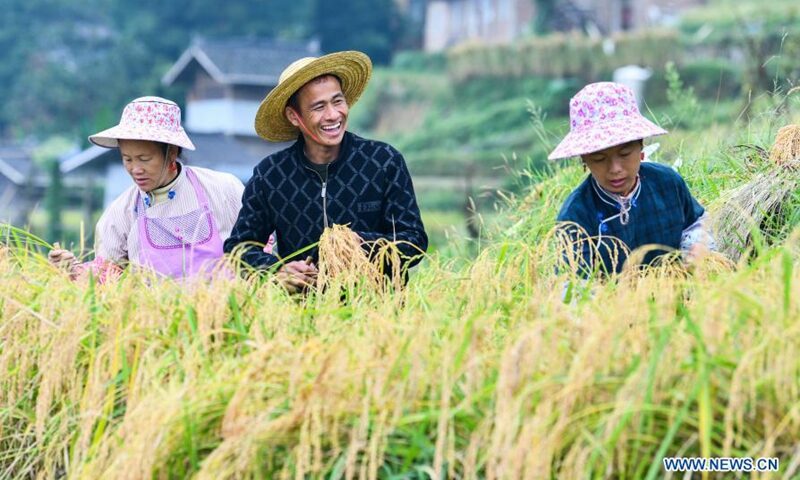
[{"left": 136, "top": 167, "right": 224, "bottom": 278}]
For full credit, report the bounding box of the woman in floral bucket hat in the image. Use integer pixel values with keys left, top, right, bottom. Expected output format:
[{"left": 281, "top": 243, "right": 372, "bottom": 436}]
[
  {"left": 551, "top": 82, "right": 715, "bottom": 276},
  {"left": 48, "top": 96, "right": 267, "bottom": 280}
]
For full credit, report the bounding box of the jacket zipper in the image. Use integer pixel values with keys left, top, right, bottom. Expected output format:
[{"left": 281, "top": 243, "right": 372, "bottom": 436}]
[
  {"left": 321, "top": 177, "right": 328, "bottom": 228},
  {"left": 304, "top": 164, "right": 330, "bottom": 229}
]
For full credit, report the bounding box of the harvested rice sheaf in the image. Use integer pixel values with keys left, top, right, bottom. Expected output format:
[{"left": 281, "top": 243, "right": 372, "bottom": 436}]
[{"left": 710, "top": 124, "right": 800, "bottom": 261}]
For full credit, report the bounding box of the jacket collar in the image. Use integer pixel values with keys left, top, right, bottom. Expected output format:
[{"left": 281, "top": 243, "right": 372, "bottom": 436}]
[{"left": 293, "top": 131, "right": 352, "bottom": 171}]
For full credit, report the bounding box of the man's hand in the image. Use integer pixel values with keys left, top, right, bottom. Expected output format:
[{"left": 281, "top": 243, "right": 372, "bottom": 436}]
[{"left": 276, "top": 258, "right": 318, "bottom": 294}]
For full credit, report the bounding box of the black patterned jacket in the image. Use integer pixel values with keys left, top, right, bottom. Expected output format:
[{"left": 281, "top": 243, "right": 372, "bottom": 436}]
[{"left": 224, "top": 132, "right": 428, "bottom": 270}]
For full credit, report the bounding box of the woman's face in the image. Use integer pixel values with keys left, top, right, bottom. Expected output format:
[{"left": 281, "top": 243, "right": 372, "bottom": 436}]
[
  {"left": 119, "top": 140, "right": 175, "bottom": 192},
  {"left": 581, "top": 140, "right": 643, "bottom": 195}
]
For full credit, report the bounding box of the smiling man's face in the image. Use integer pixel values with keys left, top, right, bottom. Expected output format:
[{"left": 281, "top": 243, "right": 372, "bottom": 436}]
[{"left": 286, "top": 75, "right": 349, "bottom": 154}]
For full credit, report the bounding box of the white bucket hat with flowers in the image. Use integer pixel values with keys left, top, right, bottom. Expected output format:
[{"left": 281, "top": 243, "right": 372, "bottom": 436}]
[
  {"left": 548, "top": 82, "right": 666, "bottom": 160},
  {"left": 89, "top": 96, "right": 196, "bottom": 151}
]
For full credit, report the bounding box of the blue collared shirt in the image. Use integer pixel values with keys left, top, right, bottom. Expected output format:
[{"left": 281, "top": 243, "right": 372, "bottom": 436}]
[{"left": 557, "top": 162, "right": 704, "bottom": 275}]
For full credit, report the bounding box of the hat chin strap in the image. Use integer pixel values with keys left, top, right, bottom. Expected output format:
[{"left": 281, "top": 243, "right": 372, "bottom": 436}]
[
  {"left": 289, "top": 108, "right": 324, "bottom": 146},
  {"left": 149, "top": 145, "right": 178, "bottom": 193}
]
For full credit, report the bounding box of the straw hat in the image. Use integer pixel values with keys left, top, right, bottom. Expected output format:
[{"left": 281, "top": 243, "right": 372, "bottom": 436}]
[
  {"left": 548, "top": 82, "right": 666, "bottom": 160},
  {"left": 254, "top": 51, "right": 372, "bottom": 142},
  {"left": 89, "top": 96, "right": 195, "bottom": 150}
]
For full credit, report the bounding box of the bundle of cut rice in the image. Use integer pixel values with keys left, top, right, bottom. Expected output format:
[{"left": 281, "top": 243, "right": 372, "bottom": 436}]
[{"left": 710, "top": 125, "right": 800, "bottom": 262}]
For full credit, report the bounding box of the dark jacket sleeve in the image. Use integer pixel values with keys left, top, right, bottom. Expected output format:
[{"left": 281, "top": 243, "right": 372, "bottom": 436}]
[
  {"left": 556, "top": 191, "right": 606, "bottom": 278},
  {"left": 676, "top": 174, "right": 705, "bottom": 229},
  {"left": 556, "top": 219, "right": 597, "bottom": 279},
  {"left": 353, "top": 149, "right": 428, "bottom": 268},
  {"left": 223, "top": 165, "right": 280, "bottom": 269}
]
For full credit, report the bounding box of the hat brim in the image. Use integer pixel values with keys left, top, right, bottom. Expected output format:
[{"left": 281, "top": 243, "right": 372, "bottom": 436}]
[
  {"left": 89, "top": 124, "right": 196, "bottom": 151},
  {"left": 254, "top": 51, "right": 372, "bottom": 142},
  {"left": 548, "top": 116, "right": 667, "bottom": 160}
]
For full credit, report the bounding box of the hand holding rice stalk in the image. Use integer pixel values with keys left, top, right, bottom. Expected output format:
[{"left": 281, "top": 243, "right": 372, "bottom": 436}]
[
  {"left": 316, "top": 224, "right": 406, "bottom": 293},
  {"left": 710, "top": 124, "right": 800, "bottom": 262},
  {"left": 47, "top": 241, "right": 78, "bottom": 277},
  {"left": 275, "top": 256, "right": 318, "bottom": 294}
]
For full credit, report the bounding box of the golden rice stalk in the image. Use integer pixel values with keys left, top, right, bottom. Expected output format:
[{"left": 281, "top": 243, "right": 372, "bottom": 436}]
[
  {"left": 551, "top": 221, "right": 629, "bottom": 277},
  {"left": 316, "top": 225, "right": 393, "bottom": 293}
]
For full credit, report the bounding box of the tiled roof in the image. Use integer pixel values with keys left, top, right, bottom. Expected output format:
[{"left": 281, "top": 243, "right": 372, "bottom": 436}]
[
  {"left": 162, "top": 37, "right": 320, "bottom": 87},
  {"left": 61, "top": 133, "right": 292, "bottom": 183},
  {"left": 0, "top": 145, "right": 34, "bottom": 184}
]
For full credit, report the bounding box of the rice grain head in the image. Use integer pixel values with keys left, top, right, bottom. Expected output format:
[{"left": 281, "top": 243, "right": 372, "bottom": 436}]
[
  {"left": 317, "top": 225, "right": 401, "bottom": 294},
  {"left": 769, "top": 124, "right": 800, "bottom": 167}
]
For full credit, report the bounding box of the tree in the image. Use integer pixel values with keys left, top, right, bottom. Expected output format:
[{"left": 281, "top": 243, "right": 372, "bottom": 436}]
[
  {"left": 1, "top": 0, "right": 313, "bottom": 140},
  {"left": 33, "top": 136, "right": 73, "bottom": 242},
  {"left": 312, "top": 0, "right": 399, "bottom": 65},
  {"left": 534, "top": 0, "right": 557, "bottom": 35}
]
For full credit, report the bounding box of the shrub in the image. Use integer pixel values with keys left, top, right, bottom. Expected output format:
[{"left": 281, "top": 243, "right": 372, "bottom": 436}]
[
  {"left": 446, "top": 29, "right": 681, "bottom": 83},
  {"left": 675, "top": 58, "right": 742, "bottom": 100},
  {"left": 391, "top": 50, "right": 447, "bottom": 72}
]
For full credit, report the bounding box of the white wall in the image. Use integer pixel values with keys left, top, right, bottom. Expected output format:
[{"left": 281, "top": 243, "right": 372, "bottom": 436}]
[
  {"left": 424, "top": 1, "right": 452, "bottom": 52},
  {"left": 185, "top": 99, "right": 261, "bottom": 136},
  {"left": 104, "top": 163, "right": 131, "bottom": 208},
  {"left": 424, "top": 0, "right": 531, "bottom": 52}
]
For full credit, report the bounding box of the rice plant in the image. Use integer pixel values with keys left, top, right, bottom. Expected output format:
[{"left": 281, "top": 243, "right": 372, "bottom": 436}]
[
  {"left": 2, "top": 201, "right": 800, "bottom": 478},
  {"left": 3, "top": 99, "right": 800, "bottom": 479}
]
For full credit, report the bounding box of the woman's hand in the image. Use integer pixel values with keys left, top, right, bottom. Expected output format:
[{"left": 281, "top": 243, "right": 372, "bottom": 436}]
[
  {"left": 684, "top": 242, "right": 710, "bottom": 265},
  {"left": 48, "top": 242, "right": 78, "bottom": 278}
]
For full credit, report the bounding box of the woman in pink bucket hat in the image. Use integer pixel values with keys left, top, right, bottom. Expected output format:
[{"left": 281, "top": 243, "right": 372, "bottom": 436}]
[
  {"left": 551, "top": 82, "right": 715, "bottom": 276},
  {"left": 48, "top": 96, "right": 271, "bottom": 280}
]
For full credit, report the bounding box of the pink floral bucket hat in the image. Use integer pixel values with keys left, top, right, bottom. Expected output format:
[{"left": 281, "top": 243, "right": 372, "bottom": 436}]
[
  {"left": 89, "top": 96, "right": 195, "bottom": 150},
  {"left": 548, "top": 82, "right": 666, "bottom": 160}
]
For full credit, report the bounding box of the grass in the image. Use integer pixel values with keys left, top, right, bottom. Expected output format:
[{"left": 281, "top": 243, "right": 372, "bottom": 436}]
[
  {"left": 420, "top": 209, "right": 503, "bottom": 262},
  {"left": 353, "top": 70, "right": 575, "bottom": 177}
]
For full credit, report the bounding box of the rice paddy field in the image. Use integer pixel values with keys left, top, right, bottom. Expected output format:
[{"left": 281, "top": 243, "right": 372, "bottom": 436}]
[{"left": 2, "top": 100, "right": 800, "bottom": 479}]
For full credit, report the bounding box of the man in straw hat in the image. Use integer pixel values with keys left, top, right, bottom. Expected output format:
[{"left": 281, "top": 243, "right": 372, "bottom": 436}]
[
  {"left": 224, "top": 51, "right": 427, "bottom": 292},
  {"left": 550, "top": 82, "right": 716, "bottom": 276}
]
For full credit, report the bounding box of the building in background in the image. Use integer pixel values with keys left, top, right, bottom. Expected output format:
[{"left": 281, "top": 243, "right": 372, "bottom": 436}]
[
  {"left": 162, "top": 37, "right": 319, "bottom": 137},
  {"left": 0, "top": 144, "right": 37, "bottom": 226},
  {"left": 580, "top": 0, "right": 707, "bottom": 34},
  {"left": 424, "top": 0, "right": 535, "bottom": 52},
  {"left": 423, "top": 0, "right": 707, "bottom": 52},
  {"left": 0, "top": 142, "right": 99, "bottom": 232}
]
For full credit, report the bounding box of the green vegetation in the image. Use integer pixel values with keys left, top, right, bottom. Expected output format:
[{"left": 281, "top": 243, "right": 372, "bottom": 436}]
[
  {"left": 353, "top": 71, "right": 576, "bottom": 178},
  {"left": 356, "top": 0, "right": 799, "bottom": 180},
  {"left": 349, "top": 0, "right": 800, "bottom": 249},
  {"left": 447, "top": 29, "right": 680, "bottom": 83}
]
